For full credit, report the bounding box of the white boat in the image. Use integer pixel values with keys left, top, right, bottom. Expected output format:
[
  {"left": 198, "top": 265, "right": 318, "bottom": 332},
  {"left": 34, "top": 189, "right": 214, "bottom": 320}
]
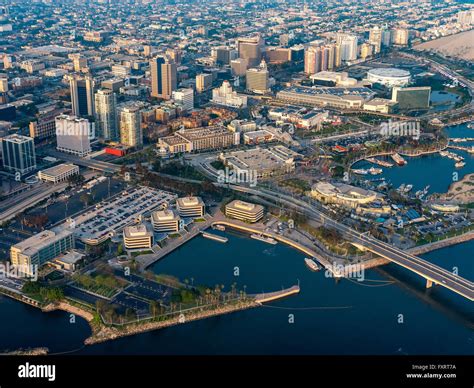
[
  {"left": 404, "top": 184, "right": 413, "bottom": 193},
  {"left": 304, "top": 258, "right": 321, "bottom": 272},
  {"left": 397, "top": 184, "right": 406, "bottom": 192},
  {"left": 455, "top": 161, "right": 466, "bottom": 168},
  {"left": 213, "top": 224, "right": 226, "bottom": 231},
  {"left": 352, "top": 168, "right": 368, "bottom": 175},
  {"left": 250, "top": 234, "right": 277, "bottom": 245},
  {"left": 368, "top": 167, "right": 383, "bottom": 175}
]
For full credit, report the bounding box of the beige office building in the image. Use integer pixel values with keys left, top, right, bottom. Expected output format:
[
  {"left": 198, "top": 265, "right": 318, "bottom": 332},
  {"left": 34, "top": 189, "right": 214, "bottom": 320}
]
[
  {"left": 123, "top": 224, "right": 153, "bottom": 249},
  {"left": 151, "top": 209, "right": 181, "bottom": 232},
  {"left": 225, "top": 200, "right": 264, "bottom": 223},
  {"left": 176, "top": 196, "right": 205, "bottom": 218}
]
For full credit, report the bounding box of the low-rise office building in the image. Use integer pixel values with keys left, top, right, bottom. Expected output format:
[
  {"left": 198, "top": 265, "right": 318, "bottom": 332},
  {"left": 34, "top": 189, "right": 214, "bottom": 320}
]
[
  {"left": 225, "top": 200, "right": 264, "bottom": 223},
  {"left": 10, "top": 228, "right": 75, "bottom": 276},
  {"left": 151, "top": 209, "right": 181, "bottom": 232},
  {"left": 123, "top": 224, "right": 154, "bottom": 249},
  {"left": 176, "top": 196, "right": 205, "bottom": 218}
]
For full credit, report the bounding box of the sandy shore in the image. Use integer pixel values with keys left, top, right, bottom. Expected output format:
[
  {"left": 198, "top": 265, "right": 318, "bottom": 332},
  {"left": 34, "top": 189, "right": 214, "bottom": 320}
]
[
  {"left": 435, "top": 173, "right": 474, "bottom": 204},
  {"left": 414, "top": 30, "right": 474, "bottom": 61}
]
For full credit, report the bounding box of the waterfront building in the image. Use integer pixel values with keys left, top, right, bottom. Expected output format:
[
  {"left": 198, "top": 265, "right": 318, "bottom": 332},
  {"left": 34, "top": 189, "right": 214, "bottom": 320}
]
[
  {"left": 211, "top": 81, "right": 248, "bottom": 108},
  {"left": 10, "top": 228, "right": 74, "bottom": 276},
  {"left": 225, "top": 200, "right": 264, "bottom": 223},
  {"left": 246, "top": 60, "right": 270, "bottom": 94},
  {"left": 366, "top": 68, "right": 411, "bottom": 88},
  {"left": 69, "top": 75, "right": 95, "bottom": 117},
  {"left": 0, "top": 134, "right": 36, "bottom": 175},
  {"left": 38, "top": 163, "right": 79, "bottom": 183},
  {"left": 151, "top": 209, "right": 181, "bottom": 232},
  {"left": 457, "top": 10, "right": 474, "bottom": 26},
  {"left": 123, "top": 224, "right": 153, "bottom": 250},
  {"left": 391, "top": 86, "right": 431, "bottom": 109},
  {"left": 150, "top": 55, "right": 177, "bottom": 100},
  {"left": 176, "top": 196, "right": 205, "bottom": 218},
  {"left": 310, "top": 182, "right": 378, "bottom": 209},
  {"left": 172, "top": 88, "right": 194, "bottom": 111},
  {"left": 94, "top": 89, "right": 118, "bottom": 141},
  {"left": 55, "top": 115, "right": 92, "bottom": 157},
  {"left": 119, "top": 105, "right": 142, "bottom": 148}
]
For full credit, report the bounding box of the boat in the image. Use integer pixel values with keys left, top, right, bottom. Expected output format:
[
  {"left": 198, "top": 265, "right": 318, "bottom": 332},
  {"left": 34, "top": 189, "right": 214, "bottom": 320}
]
[
  {"left": 455, "top": 161, "right": 466, "bottom": 168},
  {"left": 391, "top": 153, "right": 407, "bottom": 166},
  {"left": 404, "top": 184, "right": 413, "bottom": 193},
  {"left": 439, "top": 150, "right": 448, "bottom": 157},
  {"left": 250, "top": 234, "right": 277, "bottom": 245},
  {"left": 352, "top": 168, "right": 368, "bottom": 175},
  {"left": 365, "top": 157, "right": 393, "bottom": 168},
  {"left": 368, "top": 167, "right": 383, "bottom": 175},
  {"left": 304, "top": 258, "right": 321, "bottom": 272},
  {"left": 397, "top": 184, "right": 406, "bottom": 192},
  {"left": 213, "top": 224, "right": 226, "bottom": 231}
]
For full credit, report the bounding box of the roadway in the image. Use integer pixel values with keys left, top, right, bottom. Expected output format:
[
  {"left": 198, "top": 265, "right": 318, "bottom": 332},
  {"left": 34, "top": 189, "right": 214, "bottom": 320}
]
[{"left": 224, "top": 184, "right": 474, "bottom": 301}]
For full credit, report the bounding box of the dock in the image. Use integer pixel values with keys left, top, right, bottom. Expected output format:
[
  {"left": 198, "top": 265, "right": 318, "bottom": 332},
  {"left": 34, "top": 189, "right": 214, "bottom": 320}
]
[
  {"left": 365, "top": 157, "right": 393, "bottom": 168},
  {"left": 200, "top": 231, "right": 228, "bottom": 243}
]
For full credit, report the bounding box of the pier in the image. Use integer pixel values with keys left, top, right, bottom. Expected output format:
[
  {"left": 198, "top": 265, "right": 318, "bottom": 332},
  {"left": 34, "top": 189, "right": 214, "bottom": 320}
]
[
  {"left": 253, "top": 285, "right": 301, "bottom": 304},
  {"left": 200, "top": 231, "right": 228, "bottom": 243}
]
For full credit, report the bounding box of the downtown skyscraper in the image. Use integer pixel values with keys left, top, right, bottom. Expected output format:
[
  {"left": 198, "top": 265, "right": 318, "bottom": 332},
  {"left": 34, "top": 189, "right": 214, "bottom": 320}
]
[{"left": 150, "top": 55, "right": 177, "bottom": 100}]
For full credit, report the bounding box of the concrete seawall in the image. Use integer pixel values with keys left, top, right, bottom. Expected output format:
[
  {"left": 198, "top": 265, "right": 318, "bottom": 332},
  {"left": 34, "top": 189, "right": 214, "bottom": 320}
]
[{"left": 408, "top": 231, "right": 474, "bottom": 255}]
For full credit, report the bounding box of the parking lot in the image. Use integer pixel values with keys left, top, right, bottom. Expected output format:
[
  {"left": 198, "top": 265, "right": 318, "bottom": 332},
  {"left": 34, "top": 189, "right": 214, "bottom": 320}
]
[{"left": 71, "top": 186, "right": 177, "bottom": 244}]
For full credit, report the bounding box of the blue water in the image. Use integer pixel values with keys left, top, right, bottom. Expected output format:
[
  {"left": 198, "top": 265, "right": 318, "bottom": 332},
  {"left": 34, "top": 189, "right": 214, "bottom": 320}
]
[
  {"left": 0, "top": 234, "right": 472, "bottom": 355},
  {"left": 0, "top": 123, "right": 472, "bottom": 355},
  {"left": 353, "top": 124, "right": 474, "bottom": 194}
]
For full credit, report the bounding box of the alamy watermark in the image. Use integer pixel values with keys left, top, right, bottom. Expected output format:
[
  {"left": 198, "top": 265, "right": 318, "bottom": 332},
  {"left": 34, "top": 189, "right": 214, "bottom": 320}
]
[
  {"left": 324, "top": 262, "right": 365, "bottom": 282},
  {"left": 379, "top": 119, "right": 420, "bottom": 140},
  {"left": 217, "top": 167, "right": 258, "bottom": 187},
  {"left": 0, "top": 262, "right": 38, "bottom": 281},
  {"left": 56, "top": 121, "right": 95, "bottom": 140}
]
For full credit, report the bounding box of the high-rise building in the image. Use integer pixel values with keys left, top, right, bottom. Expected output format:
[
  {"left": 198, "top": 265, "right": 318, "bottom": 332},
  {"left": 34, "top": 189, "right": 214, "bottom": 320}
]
[
  {"left": 237, "top": 35, "right": 265, "bottom": 68},
  {"left": 246, "top": 60, "right": 270, "bottom": 94},
  {"left": 334, "top": 43, "right": 342, "bottom": 67},
  {"left": 150, "top": 55, "right": 177, "bottom": 100},
  {"left": 55, "top": 115, "right": 93, "bottom": 157},
  {"left": 172, "top": 88, "right": 194, "bottom": 111},
  {"left": 119, "top": 105, "right": 142, "bottom": 148},
  {"left": 0, "top": 74, "right": 8, "bottom": 92},
  {"left": 337, "top": 34, "right": 358, "bottom": 61},
  {"left": 196, "top": 73, "right": 213, "bottom": 93},
  {"left": 72, "top": 54, "right": 87, "bottom": 72},
  {"left": 321, "top": 46, "right": 331, "bottom": 71},
  {"left": 212, "top": 46, "right": 232, "bottom": 65},
  {"left": 304, "top": 46, "right": 321, "bottom": 75},
  {"left": 392, "top": 28, "right": 409, "bottom": 46},
  {"left": 369, "top": 26, "right": 383, "bottom": 54},
  {"left": 360, "top": 43, "right": 374, "bottom": 60},
  {"left": 1, "top": 134, "right": 36, "bottom": 175},
  {"left": 230, "top": 58, "right": 248, "bottom": 77},
  {"left": 69, "top": 75, "right": 95, "bottom": 117},
  {"left": 382, "top": 29, "right": 392, "bottom": 48},
  {"left": 94, "top": 89, "right": 118, "bottom": 141}
]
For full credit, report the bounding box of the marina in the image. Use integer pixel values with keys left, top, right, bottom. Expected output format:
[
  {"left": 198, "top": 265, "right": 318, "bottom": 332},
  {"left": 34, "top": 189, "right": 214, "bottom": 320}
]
[{"left": 250, "top": 234, "right": 278, "bottom": 245}]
